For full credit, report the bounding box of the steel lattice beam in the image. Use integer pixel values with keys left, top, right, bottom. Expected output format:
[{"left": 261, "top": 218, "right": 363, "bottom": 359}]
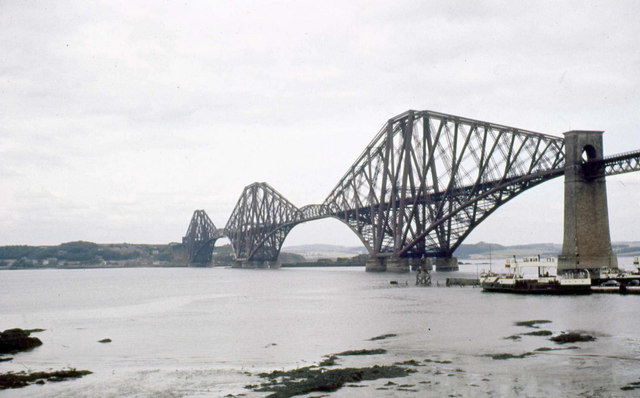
[
  {"left": 322, "top": 110, "right": 565, "bottom": 258},
  {"left": 182, "top": 210, "right": 224, "bottom": 263},
  {"left": 224, "top": 183, "right": 301, "bottom": 261},
  {"left": 596, "top": 149, "right": 640, "bottom": 177},
  {"left": 223, "top": 110, "right": 572, "bottom": 262}
]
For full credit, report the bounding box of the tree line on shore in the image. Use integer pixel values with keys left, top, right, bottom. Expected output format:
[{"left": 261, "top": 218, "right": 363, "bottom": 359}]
[
  {"left": 0, "top": 241, "right": 369, "bottom": 269},
  {"left": 0, "top": 241, "right": 179, "bottom": 269}
]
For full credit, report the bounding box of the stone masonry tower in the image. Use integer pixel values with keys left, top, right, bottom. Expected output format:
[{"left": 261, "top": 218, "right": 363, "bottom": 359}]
[{"left": 557, "top": 131, "right": 618, "bottom": 273}]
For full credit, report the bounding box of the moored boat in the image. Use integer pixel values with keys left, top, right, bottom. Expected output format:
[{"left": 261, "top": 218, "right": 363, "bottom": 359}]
[
  {"left": 621, "top": 279, "right": 640, "bottom": 294},
  {"left": 591, "top": 279, "right": 620, "bottom": 293},
  {"left": 591, "top": 257, "right": 640, "bottom": 290},
  {"left": 480, "top": 255, "right": 591, "bottom": 295}
]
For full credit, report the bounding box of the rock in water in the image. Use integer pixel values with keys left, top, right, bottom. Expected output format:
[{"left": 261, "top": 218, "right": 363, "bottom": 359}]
[
  {"left": 549, "top": 332, "right": 595, "bottom": 344},
  {"left": 0, "top": 329, "right": 42, "bottom": 354}
]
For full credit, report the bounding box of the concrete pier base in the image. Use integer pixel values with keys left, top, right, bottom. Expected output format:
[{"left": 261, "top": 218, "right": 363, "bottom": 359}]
[
  {"left": 409, "top": 258, "right": 430, "bottom": 271},
  {"left": 365, "top": 257, "right": 386, "bottom": 272},
  {"left": 386, "top": 258, "right": 410, "bottom": 273},
  {"left": 433, "top": 257, "right": 459, "bottom": 272},
  {"left": 365, "top": 257, "right": 410, "bottom": 273},
  {"left": 232, "top": 260, "right": 281, "bottom": 269}
]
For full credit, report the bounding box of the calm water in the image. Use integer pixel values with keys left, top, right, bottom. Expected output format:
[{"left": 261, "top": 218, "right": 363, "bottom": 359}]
[{"left": 1, "top": 259, "right": 640, "bottom": 397}]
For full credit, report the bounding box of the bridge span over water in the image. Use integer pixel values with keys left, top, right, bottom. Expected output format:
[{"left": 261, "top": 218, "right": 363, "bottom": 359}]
[{"left": 182, "top": 110, "right": 640, "bottom": 272}]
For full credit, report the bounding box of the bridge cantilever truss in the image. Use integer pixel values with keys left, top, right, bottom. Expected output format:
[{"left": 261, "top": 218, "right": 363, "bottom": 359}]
[
  {"left": 182, "top": 210, "right": 224, "bottom": 264},
  {"left": 224, "top": 110, "right": 569, "bottom": 262},
  {"left": 194, "top": 109, "right": 640, "bottom": 266},
  {"left": 224, "top": 183, "right": 302, "bottom": 261},
  {"left": 323, "top": 110, "right": 567, "bottom": 258}
]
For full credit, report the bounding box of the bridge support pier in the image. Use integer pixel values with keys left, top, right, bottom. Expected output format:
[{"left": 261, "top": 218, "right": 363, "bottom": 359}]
[
  {"left": 365, "top": 257, "right": 410, "bottom": 273},
  {"left": 365, "top": 257, "right": 386, "bottom": 272},
  {"left": 428, "top": 257, "right": 459, "bottom": 272},
  {"left": 365, "top": 256, "right": 458, "bottom": 272},
  {"left": 232, "top": 260, "right": 282, "bottom": 269},
  {"left": 558, "top": 131, "right": 618, "bottom": 275}
]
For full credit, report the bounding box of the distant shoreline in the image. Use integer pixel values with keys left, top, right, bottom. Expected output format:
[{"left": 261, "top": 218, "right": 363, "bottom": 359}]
[
  {"left": 0, "top": 264, "right": 368, "bottom": 271},
  {"left": 2, "top": 240, "right": 639, "bottom": 271}
]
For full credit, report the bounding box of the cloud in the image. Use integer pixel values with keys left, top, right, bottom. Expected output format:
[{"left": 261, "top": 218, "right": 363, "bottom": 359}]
[{"left": 1, "top": 0, "right": 640, "bottom": 246}]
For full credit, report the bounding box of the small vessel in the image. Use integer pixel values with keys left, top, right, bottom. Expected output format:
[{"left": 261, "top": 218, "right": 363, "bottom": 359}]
[
  {"left": 591, "top": 279, "right": 620, "bottom": 293},
  {"left": 622, "top": 279, "right": 640, "bottom": 294},
  {"left": 480, "top": 255, "right": 591, "bottom": 295},
  {"left": 591, "top": 257, "right": 640, "bottom": 289}
]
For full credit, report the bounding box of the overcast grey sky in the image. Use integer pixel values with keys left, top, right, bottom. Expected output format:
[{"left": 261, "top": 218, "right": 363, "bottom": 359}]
[{"left": 2, "top": 0, "right": 640, "bottom": 248}]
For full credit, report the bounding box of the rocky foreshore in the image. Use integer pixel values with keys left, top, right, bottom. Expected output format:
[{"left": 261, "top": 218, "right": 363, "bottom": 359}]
[
  {"left": 238, "top": 321, "right": 609, "bottom": 397},
  {"left": 0, "top": 328, "right": 43, "bottom": 355},
  {"left": 0, "top": 328, "right": 92, "bottom": 390}
]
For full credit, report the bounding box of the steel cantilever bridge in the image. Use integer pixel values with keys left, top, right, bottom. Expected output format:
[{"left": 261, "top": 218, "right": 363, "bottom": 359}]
[{"left": 182, "top": 110, "right": 640, "bottom": 271}]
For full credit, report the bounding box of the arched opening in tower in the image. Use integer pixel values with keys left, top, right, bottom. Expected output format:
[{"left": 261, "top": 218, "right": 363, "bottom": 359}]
[{"left": 581, "top": 144, "right": 598, "bottom": 162}]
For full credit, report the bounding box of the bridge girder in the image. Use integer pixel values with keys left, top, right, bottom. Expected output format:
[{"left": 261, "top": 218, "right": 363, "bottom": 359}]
[
  {"left": 323, "top": 110, "right": 566, "bottom": 258},
  {"left": 223, "top": 110, "right": 569, "bottom": 262},
  {"left": 182, "top": 209, "right": 223, "bottom": 264},
  {"left": 224, "top": 183, "right": 301, "bottom": 262},
  {"left": 597, "top": 149, "right": 640, "bottom": 177}
]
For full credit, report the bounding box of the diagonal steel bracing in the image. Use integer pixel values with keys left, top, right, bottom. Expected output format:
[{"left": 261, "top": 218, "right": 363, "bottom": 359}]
[
  {"left": 224, "top": 183, "right": 303, "bottom": 262},
  {"left": 224, "top": 110, "right": 570, "bottom": 262},
  {"left": 596, "top": 149, "right": 640, "bottom": 177},
  {"left": 323, "top": 110, "right": 566, "bottom": 258},
  {"left": 182, "top": 210, "right": 224, "bottom": 263}
]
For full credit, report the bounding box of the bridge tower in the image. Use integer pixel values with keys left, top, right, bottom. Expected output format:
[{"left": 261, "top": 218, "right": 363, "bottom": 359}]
[
  {"left": 558, "top": 131, "right": 618, "bottom": 273},
  {"left": 183, "top": 209, "right": 223, "bottom": 266}
]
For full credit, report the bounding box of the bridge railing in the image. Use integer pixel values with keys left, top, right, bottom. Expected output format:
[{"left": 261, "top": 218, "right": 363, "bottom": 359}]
[
  {"left": 584, "top": 149, "right": 640, "bottom": 177},
  {"left": 601, "top": 149, "right": 640, "bottom": 162}
]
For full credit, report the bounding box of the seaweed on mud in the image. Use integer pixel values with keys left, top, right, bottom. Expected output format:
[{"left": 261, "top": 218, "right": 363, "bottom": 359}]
[
  {"left": 504, "top": 335, "right": 522, "bottom": 340},
  {"left": 621, "top": 381, "right": 640, "bottom": 391},
  {"left": 0, "top": 328, "right": 92, "bottom": 391},
  {"left": 254, "top": 365, "right": 415, "bottom": 398},
  {"left": 535, "top": 346, "right": 580, "bottom": 352},
  {"left": 369, "top": 334, "right": 397, "bottom": 341},
  {"left": 0, "top": 369, "right": 92, "bottom": 390},
  {"left": 393, "top": 360, "right": 422, "bottom": 366},
  {"left": 317, "top": 349, "right": 386, "bottom": 368},
  {"left": 550, "top": 332, "right": 595, "bottom": 344},
  {"left": 514, "top": 320, "right": 552, "bottom": 328},
  {"left": 335, "top": 349, "right": 386, "bottom": 356},
  {"left": 522, "top": 330, "right": 553, "bottom": 336},
  {"left": 423, "top": 358, "right": 452, "bottom": 364},
  {"left": 318, "top": 356, "right": 338, "bottom": 367},
  {"left": 486, "top": 352, "right": 534, "bottom": 360}
]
